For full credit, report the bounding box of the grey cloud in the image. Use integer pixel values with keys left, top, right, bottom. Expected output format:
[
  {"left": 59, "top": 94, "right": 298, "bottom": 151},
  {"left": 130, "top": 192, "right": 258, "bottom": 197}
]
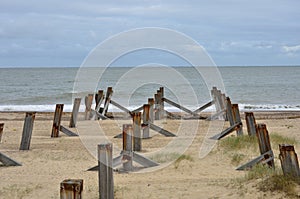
[{"left": 0, "top": 0, "right": 300, "bottom": 66}]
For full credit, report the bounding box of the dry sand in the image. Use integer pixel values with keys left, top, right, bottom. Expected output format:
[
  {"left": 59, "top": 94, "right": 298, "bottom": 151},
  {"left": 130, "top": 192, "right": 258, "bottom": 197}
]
[{"left": 0, "top": 111, "right": 300, "bottom": 199}]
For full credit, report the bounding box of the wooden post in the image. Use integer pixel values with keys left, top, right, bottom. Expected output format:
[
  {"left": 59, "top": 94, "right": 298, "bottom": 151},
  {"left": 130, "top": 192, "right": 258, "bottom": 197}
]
[
  {"left": 95, "top": 90, "right": 105, "bottom": 119},
  {"left": 211, "top": 87, "right": 222, "bottom": 119},
  {"left": 0, "top": 123, "right": 4, "bottom": 143},
  {"left": 98, "top": 143, "right": 114, "bottom": 199},
  {"left": 148, "top": 98, "right": 154, "bottom": 123},
  {"left": 221, "top": 93, "right": 227, "bottom": 121},
  {"left": 95, "top": 90, "right": 104, "bottom": 109},
  {"left": 69, "top": 98, "right": 81, "bottom": 128},
  {"left": 217, "top": 90, "right": 225, "bottom": 119},
  {"left": 159, "top": 87, "right": 164, "bottom": 119},
  {"left": 103, "top": 87, "right": 113, "bottom": 116},
  {"left": 133, "top": 112, "right": 142, "bottom": 151},
  {"left": 123, "top": 124, "right": 133, "bottom": 171},
  {"left": 279, "top": 144, "right": 300, "bottom": 177},
  {"left": 60, "top": 179, "right": 83, "bottom": 199},
  {"left": 245, "top": 112, "right": 257, "bottom": 136},
  {"left": 225, "top": 97, "right": 234, "bottom": 126},
  {"left": 232, "top": 104, "right": 243, "bottom": 136},
  {"left": 51, "top": 104, "right": 64, "bottom": 138},
  {"left": 143, "top": 104, "right": 150, "bottom": 139},
  {"left": 20, "top": 112, "right": 35, "bottom": 150},
  {"left": 154, "top": 93, "right": 159, "bottom": 120},
  {"left": 256, "top": 124, "right": 274, "bottom": 168},
  {"left": 84, "top": 94, "right": 93, "bottom": 120}
]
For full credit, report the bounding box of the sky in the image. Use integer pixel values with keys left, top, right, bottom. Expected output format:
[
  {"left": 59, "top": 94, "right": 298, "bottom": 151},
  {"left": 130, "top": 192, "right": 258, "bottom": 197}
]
[{"left": 0, "top": 0, "right": 300, "bottom": 67}]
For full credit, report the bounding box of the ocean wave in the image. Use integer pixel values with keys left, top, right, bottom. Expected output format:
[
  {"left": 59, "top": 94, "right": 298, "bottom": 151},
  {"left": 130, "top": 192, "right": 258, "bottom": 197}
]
[{"left": 0, "top": 103, "right": 299, "bottom": 112}]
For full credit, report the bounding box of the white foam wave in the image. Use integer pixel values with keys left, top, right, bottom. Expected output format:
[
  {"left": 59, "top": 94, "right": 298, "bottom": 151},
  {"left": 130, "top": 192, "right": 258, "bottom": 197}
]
[{"left": 0, "top": 103, "right": 299, "bottom": 112}]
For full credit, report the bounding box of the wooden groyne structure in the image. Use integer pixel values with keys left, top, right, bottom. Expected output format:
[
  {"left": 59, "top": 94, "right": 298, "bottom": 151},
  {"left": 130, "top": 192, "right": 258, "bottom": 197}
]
[{"left": 0, "top": 86, "right": 299, "bottom": 199}]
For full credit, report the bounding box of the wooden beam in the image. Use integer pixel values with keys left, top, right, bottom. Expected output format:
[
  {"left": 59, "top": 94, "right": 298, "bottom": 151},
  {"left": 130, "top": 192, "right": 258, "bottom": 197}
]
[
  {"left": 206, "top": 110, "right": 226, "bottom": 121},
  {"left": 123, "top": 124, "right": 133, "bottom": 171},
  {"left": 94, "top": 111, "right": 108, "bottom": 120},
  {"left": 279, "top": 144, "right": 300, "bottom": 177},
  {"left": 102, "top": 87, "right": 113, "bottom": 116},
  {"left": 159, "top": 87, "right": 164, "bottom": 119},
  {"left": 51, "top": 104, "right": 64, "bottom": 138},
  {"left": 211, "top": 87, "right": 223, "bottom": 120},
  {"left": 98, "top": 143, "right": 114, "bottom": 199},
  {"left": 245, "top": 112, "right": 256, "bottom": 136},
  {"left": 149, "top": 122, "right": 176, "bottom": 137},
  {"left": 232, "top": 104, "right": 243, "bottom": 136},
  {"left": 221, "top": 93, "right": 228, "bottom": 121},
  {"left": 0, "top": 152, "right": 22, "bottom": 166},
  {"left": 60, "top": 179, "right": 83, "bottom": 199},
  {"left": 0, "top": 123, "right": 4, "bottom": 143},
  {"left": 236, "top": 150, "right": 273, "bottom": 170},
  {"left": 256, "top": 124, "right": 274, "bottom": 168},
  {"left": 132, "top": 105, "right": 143, "bottom": 113},
  {"left": 95, "top": 90, "right": 104, "bottom": 110},
  {"left": 225, "top": 97, "right": 234, "bottom": 125},
  {"left": 110, "top": 99, "right": 132, "bottom": 115},
  {"left": 193, "top": 100, "right": 214, "bottom": 113},
  {"left": 94, "top": 90, "right": 104, "bottom": 120},
  {"left": 154, "top": 92, "right": 162, "bottom": 120},
  {"left": 163, "top": 97, "right": 198, "bottom": 116},
  {"left": 210, "top": 122, "right": 242, "bottom": 140},
  {"left": 84, "top": 94, "right": 93, "bottom": 120},
  {"left": 148, "top": 98, "right": 154, "bottom": 123},
  {"left": 165, "top": 110, "right": 182, "bottom": 119},
  {"left": 143, "top": 104, "right": 150, "bottom": 139},
  {"left": 87, "top": 155, "right": 122, "bottom": 171},
  {"left": 20, "top": 112, "right": 35, "bottom": 150},
  {"left": 132, "top": 152, "right": 159, "bottom": 167},
  {"left": 69, "top": 98, "right": 81, "bottom": 128},
  {"left": 133, "top": 112, "right": 142, "bottom": 151},
  {"left": 60, "top": 126, "right": 78, "bottom": 137}
]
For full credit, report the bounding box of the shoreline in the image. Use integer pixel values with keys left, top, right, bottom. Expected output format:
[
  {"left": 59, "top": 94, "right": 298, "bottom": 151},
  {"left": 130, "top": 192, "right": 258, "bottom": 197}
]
[{"left": 1, "top": 110, "right": 300, "bottom": 121}]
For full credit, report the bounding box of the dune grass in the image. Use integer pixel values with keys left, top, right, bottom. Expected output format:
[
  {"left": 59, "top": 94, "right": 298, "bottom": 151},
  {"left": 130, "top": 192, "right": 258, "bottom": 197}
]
[
  {"left": 219, "top": 135, "right": 257, "bottom": 151},
  {"left": 220, "top": 133, "right": 299, "bottom": 197}
]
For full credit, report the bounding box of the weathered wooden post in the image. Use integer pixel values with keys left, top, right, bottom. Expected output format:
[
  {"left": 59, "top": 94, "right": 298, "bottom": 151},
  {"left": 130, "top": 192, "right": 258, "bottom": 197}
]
[
  {"left": 225, "top": 97, "right": 234, "bottom": 126},
  {"left": 148, "top": 98, "right": 154, "bottom": 123},
  {"left": 98, "top": 143, "right": 114, "bottom": 199},
  {"left": 159, "top": 87, "right": 164, "bottom": 119},
  {"left": 232, "top": 104, "right": 243, "bottom": 136},
  {"left": 154, "top": 93, "right": 159, "bottom": 120},
  {"left": 60, "top": 179, "right": 83, "bottom": 199},
  {"left": 211, "top": 87, "right": 221, "bottom": 118},
  {"left": 279, "top": 144, "right": 300, "bottom": 177},
  {"left": 51, "top": 104, "right": 64, "bottom": 138},
  {"left": 143, "top": 104, "right": 150, "bottom": 139},
  {"left": 95, "top": 90, "right": 104, "bottom": 109},
  {"left": 0, "top": 123, "right": 4, "bottom": 143},
  {"left": 69, "top": 98, "right": 81, "bottom": 128},
  {"left": 221, "top": 93, "right": 227, "bottom": 120},
  {"left": 256, "top": 124, "right": 274, "bottom": 168},
  {"left": 20, "top": 112, "right": 35, "bottom": 150},
  {"left": 84, "top": 94, "right": 93, "bottom": 120},
  {"left": 217, "top": 90, "right": 225, "bottom": 119},
  {"left": 245, "top": 112, "right": 256, "bottom": 136},
  {"left": 133, "top": 112, "right": 142, "bottom": 151},
  {"left": 123, "top": 124, "right": 133, "bottom": 171},
  {"left": 103, "top": 87, "right": 113, "bottom": 116}
]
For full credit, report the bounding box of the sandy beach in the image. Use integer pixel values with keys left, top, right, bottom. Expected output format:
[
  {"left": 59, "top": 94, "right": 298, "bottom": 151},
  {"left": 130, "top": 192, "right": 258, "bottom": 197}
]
[{"left": 0, "top": 111, "right": 300, "bottom": 199}]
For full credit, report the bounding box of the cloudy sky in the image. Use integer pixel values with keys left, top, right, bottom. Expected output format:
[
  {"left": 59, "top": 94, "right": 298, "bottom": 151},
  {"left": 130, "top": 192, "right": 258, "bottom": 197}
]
[{"left": 0, "top": 0, "right": 299, "bottom": 67}]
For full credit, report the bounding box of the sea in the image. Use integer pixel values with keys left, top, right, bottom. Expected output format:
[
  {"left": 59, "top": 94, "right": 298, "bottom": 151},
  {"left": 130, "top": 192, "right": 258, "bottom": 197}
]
[{"left": 0, "top": 66, "right": 299, "bottom": 112}]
